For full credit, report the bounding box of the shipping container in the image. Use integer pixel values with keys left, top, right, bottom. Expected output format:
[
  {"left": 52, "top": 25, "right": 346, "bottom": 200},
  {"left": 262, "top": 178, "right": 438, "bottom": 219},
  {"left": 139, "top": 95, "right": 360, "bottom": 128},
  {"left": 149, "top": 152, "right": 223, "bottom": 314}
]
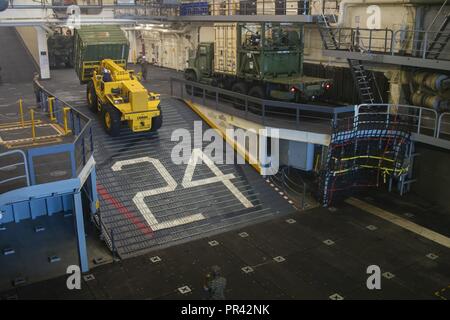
[
  {"left": 74, "top": 25, "right": 129, "bottom": 83},
  {"left": 214, "top": 23, "right": 238, "bottom": 75},
  {"left": 211, "top": 0, "right": 240, "bottom": 15},
  {"left": 256, "top": 0, "right": 275, "bottom": 15}
]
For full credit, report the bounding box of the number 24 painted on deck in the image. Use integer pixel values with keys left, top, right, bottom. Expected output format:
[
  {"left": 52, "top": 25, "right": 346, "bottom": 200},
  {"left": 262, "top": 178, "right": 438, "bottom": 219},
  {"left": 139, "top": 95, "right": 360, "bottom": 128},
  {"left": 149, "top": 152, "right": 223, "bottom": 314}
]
[{"left": 111, "top": 148, "right": 253, "bottom": 231}]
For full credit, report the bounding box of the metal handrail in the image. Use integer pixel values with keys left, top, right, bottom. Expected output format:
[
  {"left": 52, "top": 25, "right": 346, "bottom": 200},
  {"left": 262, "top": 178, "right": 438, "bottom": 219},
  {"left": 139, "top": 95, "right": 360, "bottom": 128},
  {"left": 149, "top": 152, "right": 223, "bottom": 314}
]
[
  {"left": 332, "top": 27, "right": 394, "bottom": 53},
  {"left": 269, "top": 166, "right": 307, "bottom": 210},
  {"left": 325, "top": 27, "right": 450, "bottom": 61},
  {"left": 355, "top": 104, "right": 450, "bottom": 146},
  {"left": 437, "top": 112, "right": 450, "bottom": 139},
  {"left": 170, "top": 77, "right": 354, "bottom": 116},
  {"left": 392, "top": 29, "right": 450, "bottom": 60},
  {"left": 33, "top": 79, "right": 93, "bottom": 161},
  {"left": 0, "top": 150, "right": 30, "bottom": 190}
]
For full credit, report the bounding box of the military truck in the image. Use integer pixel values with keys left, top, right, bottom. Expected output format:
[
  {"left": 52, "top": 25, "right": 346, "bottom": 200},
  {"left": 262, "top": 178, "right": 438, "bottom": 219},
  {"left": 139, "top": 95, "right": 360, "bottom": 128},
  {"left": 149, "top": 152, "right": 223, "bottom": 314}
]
[
  {"left": 47, "top": 28, "right": 74, "bottom": 69},
  {"left": 185, "top": 22, "right": 333, "bottom": 102}
]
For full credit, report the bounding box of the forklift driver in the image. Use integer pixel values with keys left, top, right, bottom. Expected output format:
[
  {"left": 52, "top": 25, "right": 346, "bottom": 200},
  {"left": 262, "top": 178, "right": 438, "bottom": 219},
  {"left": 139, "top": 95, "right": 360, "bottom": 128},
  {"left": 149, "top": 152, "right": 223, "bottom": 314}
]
[{"left": 102, "top": 67, "right": 112, "bottom": 82}]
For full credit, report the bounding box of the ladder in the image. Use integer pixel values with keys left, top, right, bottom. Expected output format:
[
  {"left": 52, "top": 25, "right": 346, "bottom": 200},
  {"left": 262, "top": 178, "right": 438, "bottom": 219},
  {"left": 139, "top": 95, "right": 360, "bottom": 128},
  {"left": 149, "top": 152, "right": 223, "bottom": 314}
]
[
  {"left": 317, "top": 14, "right": 382, "bottom": 104},
  {"left": 426, "top": 13, "right": 450, "bottom": 59},
  {"left": 347, "top": 59, "right": 378, "bottom": 104}
]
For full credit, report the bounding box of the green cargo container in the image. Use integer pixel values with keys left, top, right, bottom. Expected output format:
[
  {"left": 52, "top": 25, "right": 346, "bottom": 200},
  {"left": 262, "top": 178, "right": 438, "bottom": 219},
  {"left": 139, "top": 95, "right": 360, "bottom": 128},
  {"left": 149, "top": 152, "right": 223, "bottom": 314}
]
[{"left": 74, "top": 25, "right": 129, "bottom": 83}]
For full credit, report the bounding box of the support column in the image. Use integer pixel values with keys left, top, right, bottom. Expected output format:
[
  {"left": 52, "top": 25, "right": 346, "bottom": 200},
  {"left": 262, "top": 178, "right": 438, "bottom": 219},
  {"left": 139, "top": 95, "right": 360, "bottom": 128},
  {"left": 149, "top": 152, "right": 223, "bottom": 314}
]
[
  {"left": 126, "top": 30, "right": 137, "bottom": 64},
  {"left": 88, "top": 167, "right": 99, "bottom": 214},
  {"left": 73, "top": 192, "right": 89, "bottom": 273},
  {"left": 258, "top": 130, "right": 268, "bottom": 177},
  {"left": 35, "top": 26, "right": 50, "bottom": 79}
]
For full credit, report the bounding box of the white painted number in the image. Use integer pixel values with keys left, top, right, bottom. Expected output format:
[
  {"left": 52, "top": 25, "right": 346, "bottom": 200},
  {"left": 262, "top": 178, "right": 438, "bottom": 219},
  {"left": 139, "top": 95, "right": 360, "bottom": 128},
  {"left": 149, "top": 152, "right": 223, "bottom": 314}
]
[{"left": 111, "top": 149, "right": 253, "bottom": 231}]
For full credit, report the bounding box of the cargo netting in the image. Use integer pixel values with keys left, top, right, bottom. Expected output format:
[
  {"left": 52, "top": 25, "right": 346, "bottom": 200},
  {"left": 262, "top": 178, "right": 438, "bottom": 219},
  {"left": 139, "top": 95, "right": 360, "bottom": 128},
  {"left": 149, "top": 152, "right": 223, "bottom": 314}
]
[{"left": 320, "top": 109, "right": 412, "bottom": 206}]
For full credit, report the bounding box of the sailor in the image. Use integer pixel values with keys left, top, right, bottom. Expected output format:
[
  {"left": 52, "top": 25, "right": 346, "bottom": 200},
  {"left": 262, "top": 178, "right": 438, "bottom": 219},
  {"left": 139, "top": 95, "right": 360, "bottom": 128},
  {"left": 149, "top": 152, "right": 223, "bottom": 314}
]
[
  {"left": 102, "top": 67, "right": 112, "bottom": 82},
  {"left": 204, "top": 265, "right": 227, "bottom": 300},
  {"left": 138, "top": 55, "right": 149, "bottom": 81}
]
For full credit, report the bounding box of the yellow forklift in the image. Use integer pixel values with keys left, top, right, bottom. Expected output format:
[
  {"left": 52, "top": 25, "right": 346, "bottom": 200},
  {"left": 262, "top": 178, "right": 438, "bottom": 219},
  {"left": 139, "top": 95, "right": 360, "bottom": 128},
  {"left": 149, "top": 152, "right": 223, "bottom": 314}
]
[
  {"left": 86, "top": 59, "right": 162, "bottom": 136},
  {"left": 74, "top": 26, "right": 162, "bottom": 136}
]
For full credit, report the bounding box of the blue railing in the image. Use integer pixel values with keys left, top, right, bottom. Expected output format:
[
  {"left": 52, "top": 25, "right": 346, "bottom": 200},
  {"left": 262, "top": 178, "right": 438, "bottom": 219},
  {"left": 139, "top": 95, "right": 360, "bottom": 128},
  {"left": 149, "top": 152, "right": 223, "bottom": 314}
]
[{"left": 0, "top": 80, "right": 93, "bottom": 194}]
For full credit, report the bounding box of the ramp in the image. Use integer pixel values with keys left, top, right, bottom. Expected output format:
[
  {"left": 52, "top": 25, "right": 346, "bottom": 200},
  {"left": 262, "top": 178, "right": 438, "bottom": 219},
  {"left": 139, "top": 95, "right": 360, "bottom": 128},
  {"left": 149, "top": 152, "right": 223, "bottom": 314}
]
[
  {"left": 0, "top": 27, "right": 37, "bottom": 84},
  {"left": 40, "top": 69, "right": 296, "bottom": 259},
  {"left": 92, "top": 98, "right": 295, "bottom": 258}
]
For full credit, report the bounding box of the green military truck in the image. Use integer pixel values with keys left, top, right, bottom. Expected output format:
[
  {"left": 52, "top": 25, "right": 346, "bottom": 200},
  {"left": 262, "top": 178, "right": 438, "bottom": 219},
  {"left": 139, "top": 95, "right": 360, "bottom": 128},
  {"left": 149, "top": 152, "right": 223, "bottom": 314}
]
[
  {"left": 73, "top": 25, "right": 130, "bottom": 84},
  {"left": 185, "top": 22, "right": 333, "bottom": 102}
]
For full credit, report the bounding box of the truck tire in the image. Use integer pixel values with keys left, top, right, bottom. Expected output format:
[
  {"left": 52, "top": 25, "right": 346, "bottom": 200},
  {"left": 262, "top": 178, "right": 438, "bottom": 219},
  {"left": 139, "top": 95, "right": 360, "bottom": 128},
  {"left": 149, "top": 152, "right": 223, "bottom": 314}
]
[
  {"left": 184, "top": 70, "right": 202, "bottom": 96},
  {"left": 248, "top": 85, "right": 265, "bottom": 115},
  {"left": 248, "top": 85, "right": 265, "bottom": 99},
  {"left": 87, "top": 81, "right": 98, "bottom": 113},
  {"left": 151, "top": 114, "right": 163, "bottom": 132},
  {"left": 101, "top": 104, "right": 122, "bottom": 137},
  {"left": 231, "top": 82, "right": 248, "bottom": 109}
]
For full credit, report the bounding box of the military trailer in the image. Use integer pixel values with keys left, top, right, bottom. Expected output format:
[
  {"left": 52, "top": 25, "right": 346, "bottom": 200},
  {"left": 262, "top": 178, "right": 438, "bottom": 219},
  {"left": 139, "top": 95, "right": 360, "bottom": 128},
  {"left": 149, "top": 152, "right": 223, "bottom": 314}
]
[
  {"left": 74, "top": 25, "right": 130, "bottom": 84},
  {"left": 185, "top": 22, "right": 333, "bottom": 102}
]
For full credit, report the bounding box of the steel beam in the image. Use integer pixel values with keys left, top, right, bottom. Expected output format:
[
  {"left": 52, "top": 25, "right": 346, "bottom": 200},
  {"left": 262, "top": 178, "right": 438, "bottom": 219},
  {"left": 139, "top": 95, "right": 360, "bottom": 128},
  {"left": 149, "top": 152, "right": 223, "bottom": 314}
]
[{"left": 323, "top": 50, "right": 450, "bottom": 71}]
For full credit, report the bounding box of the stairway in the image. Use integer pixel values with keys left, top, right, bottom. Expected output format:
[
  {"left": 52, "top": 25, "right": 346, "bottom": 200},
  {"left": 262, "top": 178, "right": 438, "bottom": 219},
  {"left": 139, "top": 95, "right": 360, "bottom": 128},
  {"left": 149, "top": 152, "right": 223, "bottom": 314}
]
[
  {"left": 317, "top": 15, "right": 382, "bottom": 104},
  {"left": 426, "top": 14, "right": 450, "bottom": 60},
  {"left": 347, "top": 59, "right": 378, "bottom": 104}
]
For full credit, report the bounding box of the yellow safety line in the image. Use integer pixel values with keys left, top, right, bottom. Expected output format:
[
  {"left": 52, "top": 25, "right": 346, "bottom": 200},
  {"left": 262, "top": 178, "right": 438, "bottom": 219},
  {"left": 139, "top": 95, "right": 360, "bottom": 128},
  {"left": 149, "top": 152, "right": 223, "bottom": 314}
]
[
  {"left": 0, "top": 120, "right": 42, "bottom": 129},
  {"left": 345, "top": 197, "right": 450, "bottom": 249},
  {"left": 184, "top": 99, "right": 261, "bottom": 174},
  {"left": 334, "top": 155, "right": 396, "bottom": 162},
  {"left": 0, "top": 123, "right": 50, "bottom": 132},
  {"left": 332, "top": 165, "right": 408, "bottom": 175},
  {"left": 5, "top": 137, "right": 63, "bottom": 149},
  {"left": 2, "top": 134, "right": 63, "bottom": 145}
]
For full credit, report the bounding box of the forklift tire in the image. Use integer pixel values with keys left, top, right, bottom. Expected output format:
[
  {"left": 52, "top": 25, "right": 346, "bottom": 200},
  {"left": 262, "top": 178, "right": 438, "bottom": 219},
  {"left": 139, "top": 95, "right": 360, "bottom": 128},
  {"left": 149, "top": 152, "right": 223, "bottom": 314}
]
[
  {"left": 231, "top": 82, "right": 248, "bottom": 110},
  {"left": 101, "top": 104, "right": 122, "bottom": 137},
  {"left": 87, "top": 81, "right": 98, "bottom": 113},
  {"left": 151, "top": 114, "right": 163, "bottom": 132}
]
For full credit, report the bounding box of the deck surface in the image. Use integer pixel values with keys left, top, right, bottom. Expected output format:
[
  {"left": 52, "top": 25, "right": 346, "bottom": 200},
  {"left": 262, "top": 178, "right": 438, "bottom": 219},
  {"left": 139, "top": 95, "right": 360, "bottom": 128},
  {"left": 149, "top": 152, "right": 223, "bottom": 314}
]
[{"left": 0, "top": 67, "right": 449, "bottom": 300}]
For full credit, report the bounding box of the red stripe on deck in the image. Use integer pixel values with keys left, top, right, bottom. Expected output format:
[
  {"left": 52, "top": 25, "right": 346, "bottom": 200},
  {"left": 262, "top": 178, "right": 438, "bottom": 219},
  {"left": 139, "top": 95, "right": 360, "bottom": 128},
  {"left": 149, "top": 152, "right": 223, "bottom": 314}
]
[{"left": 97, "top": 183, "right": 154, "bottom": 237}]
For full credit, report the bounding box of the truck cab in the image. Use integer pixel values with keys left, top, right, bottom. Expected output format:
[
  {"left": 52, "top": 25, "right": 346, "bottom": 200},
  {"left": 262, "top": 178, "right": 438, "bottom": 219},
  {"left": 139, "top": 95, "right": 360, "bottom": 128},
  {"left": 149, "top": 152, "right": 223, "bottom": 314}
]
[{"left": 185, "top": 42, "right": 214, "bottom": 83}]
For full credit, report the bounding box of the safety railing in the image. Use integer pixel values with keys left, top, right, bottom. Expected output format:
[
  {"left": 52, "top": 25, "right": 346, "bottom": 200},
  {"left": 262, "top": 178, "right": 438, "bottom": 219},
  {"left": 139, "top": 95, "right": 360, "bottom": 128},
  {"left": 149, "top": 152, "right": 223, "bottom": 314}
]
[
  {"left": 355, "top": 104, "right": 450, "bottom": 148},
  {"left": 113, "top": 1, "right": 180, "bottom": 19},
  {"left": 6, "top": 0, "right": 342, "bottom": 19},
  {"left": 332, "top": 27, "right": 394, "bottom": 53},
  {"left": 393, "top": 29, "right": 450, "bottom": 60},
  {"left": 34, "top": 79, "right": 94, "bottom": 179},
  {"left": 170, "top": 77, "right": 355, "bottom": 133},
  {"left": 207, "top": 0, "right": 311, "bottom": 16},
  {"left": 0, "top": 150, "right": 30, "bottom": 194},
  {"left": 325, "top": 27, "right": 450, "bottom": 61},
  {"left": 438, "top": 112, "right": 450, "bottom": 139},
  {"left": 93, "top": 210, "right": 117, "bottom": 258},
  {"left": 0, "top": 79, "right": 93, "bottom": 194},
  {"left": 268, "top": 166, "right": 308, "bottom": 210}
]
